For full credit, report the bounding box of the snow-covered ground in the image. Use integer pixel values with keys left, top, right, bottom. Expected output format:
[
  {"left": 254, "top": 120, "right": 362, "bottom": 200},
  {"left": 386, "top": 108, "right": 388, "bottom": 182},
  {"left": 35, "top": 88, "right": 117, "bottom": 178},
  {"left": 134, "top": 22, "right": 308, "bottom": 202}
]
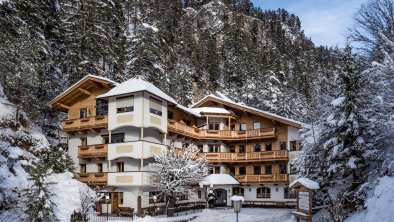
[
  {"left": 112, "top": 208, "right": 293, "bottom": 222},
  {"left": 346, "top": 176, "right": 394, "bottom": 222}
]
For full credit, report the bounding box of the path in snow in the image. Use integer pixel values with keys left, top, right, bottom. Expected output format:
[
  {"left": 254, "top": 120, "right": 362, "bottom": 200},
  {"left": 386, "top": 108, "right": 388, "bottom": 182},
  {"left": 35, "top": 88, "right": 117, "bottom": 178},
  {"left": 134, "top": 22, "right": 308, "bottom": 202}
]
[
  {"left": 191, "top": 208, "right": 293, "bottom": 222},
  {"left": 115, "top": 208, "right": 294, "bottom": 222}
]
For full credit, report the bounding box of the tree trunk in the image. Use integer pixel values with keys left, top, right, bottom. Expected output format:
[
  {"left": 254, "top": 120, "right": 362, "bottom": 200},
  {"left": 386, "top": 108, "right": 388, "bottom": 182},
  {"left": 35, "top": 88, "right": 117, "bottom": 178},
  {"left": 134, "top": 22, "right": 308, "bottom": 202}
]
[{"left": 166, "top": 196, "right": 176, "bottom": 217}]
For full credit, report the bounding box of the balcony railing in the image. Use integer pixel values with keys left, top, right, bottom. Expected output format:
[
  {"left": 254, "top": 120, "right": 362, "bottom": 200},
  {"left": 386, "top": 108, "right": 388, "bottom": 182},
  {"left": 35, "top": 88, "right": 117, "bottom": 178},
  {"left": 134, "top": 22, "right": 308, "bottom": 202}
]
[
  {"left": 201, "top": 150, "right": 288, "bottom": 162},
  {"left": 78, "top": 173, "right": 107, "bottom": 185},
  {"left": 78, "top": 144, "right": 108, "bottom": 160},
  {"left": 234, "top": 174, "right": 288, "bottom": 184},
  {"left": 168, "top": 120, "right": 276, "bottom": 140},
  {"left": 61, "top": 115, "right": 108, "bottom": 132}
]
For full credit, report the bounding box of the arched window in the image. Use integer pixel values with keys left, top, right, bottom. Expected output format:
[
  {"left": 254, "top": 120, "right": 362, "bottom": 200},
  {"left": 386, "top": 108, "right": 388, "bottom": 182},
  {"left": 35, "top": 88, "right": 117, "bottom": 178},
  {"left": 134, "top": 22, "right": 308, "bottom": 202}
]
[
  {"left": 256, "top": 187, "right": 271, "bottom": 198},
  {"left": 284, "top": 187, "right": 296, "bottom": 199},
  {"left": 233, "top": 187, "right": 244, "bottom": 196}
]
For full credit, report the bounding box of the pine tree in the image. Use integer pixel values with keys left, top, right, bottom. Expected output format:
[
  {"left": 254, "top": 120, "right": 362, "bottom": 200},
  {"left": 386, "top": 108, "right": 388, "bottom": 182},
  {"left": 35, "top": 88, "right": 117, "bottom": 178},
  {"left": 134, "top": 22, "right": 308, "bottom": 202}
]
[{"left": 23, "top": 157, "right": 59, "bottom": 222}]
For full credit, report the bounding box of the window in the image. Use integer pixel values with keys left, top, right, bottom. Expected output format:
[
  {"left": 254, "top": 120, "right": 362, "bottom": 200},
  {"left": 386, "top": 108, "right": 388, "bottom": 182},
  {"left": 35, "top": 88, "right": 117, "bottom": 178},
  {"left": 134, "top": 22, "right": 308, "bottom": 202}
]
[
  {"left": 198, "top": 145, "right": 204, "bottom": 152},
  {"left": 290, "top": 164, "right": 298, "bottom": 174},
  {"left": 290, "top": 141, "right": 297, "bottom": 151},
  {"left": 254, "top": 166, "right": 261, "bottom": 175},
  {"left": 257, "top": 187, "right": 271, "bottom": 198},
  {"left": 97, "top": 163, "right": 103, "bottom": 173},
  {"left": 280, "top": 165, "right": 287, "bottom": 174},
  {"left": 120, "top": 192, "right": 124, "bottom": 204},
  {"left": 149, "top": 191, "right": 164, "bottom": 203},
  {"left": 183, "top": 119, "right": 191, "bottom": 126},
  {"left": 284, "top": 187, "right": 296, "bottom": 199},
  {"left": 253, "top": 122, "right": 260, "bottom": 129},
  {"left": 116, "top": 96, "right": 134, "bottom": 113},
  {"left": 280, "top": 141, "right": 287, "bottom": 150},
  {"left": 239, "top": 166, "right": 246, "bottom": 175},
  {"left": 179, "top": 194, "right": 188, "bottom": 200},
  {"left": 208, "top": 144, "right": 220, "bottom": 153},
  {"left": 112, "top": 133, "right": 125, "bottom": 143},
  {"left": 81, "top": 137, "right": 87, "bottom": 146},
  {"left": 80, "top": 108, "right": 88, "bottom": 118},
  {"left": 239, "top": 123, "right": 247, "bottom": 131},
  {"left": 80, "top": 164, "right": 86, "bottom": 173},
  {"left": 230, "top": 125, "right": 236, "bottom": 131},
  {"left": 96, "top": 99, "right": 108, "bottom": 116},
  {"left": 149, "top": 97, "right": 162, "bottom": 116},
  {"left": 229, "top": 146, "right": 236, "bottom": 153},
  {"left": 198, "top": 191, "right": 202, "bottom": 199},
  {"left": 208, "top": 123, "right": 220, "bottom": 130},
  {"left": 233, "top": 187, "right": 244, "bottom": 196},
  {"left": 265, "top": 165, "right": 272, "bottom": 174},
  {"left": 229, "top": 167, "right": 235, "bottom": 176},
  {"left": 253, "top": 144, "right": 261, "bottom": 152},
  {"left": 102, "top": 133, "right": 125, "bottom": 144},
  {"left": 239, "top": 145, "right": 245, "bottom": 153},
  {"left": 265, "top": 143, "right": 272, "bottom": 151},
  {"left": 168, "top": 111, "right": 174, "bottom": 120},
  {"left": 215, "top": 167, "right": 221, "bottom": 174},
  {"left": 116, "top": 162, "right": 124, "bottom": 172}
]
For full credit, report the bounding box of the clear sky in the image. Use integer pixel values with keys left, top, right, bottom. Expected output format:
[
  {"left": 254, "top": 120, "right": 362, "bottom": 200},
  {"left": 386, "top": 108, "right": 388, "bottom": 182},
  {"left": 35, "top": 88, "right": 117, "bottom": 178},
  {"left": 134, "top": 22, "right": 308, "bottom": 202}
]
[{"left": 251, "top": 0, "right": 368, "bottom": 47}]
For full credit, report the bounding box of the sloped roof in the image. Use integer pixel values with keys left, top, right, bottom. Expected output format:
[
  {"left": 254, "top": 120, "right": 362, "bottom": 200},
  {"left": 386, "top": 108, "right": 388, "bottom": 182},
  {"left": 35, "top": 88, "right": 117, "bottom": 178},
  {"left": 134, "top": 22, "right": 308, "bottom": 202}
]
[
  {"left": 97, "top": 77, "right": 177, "bottom": 104},
  {"left": 191, "top": 94, "right": 303, "bottom": 128},
  {"left": 200, "top": 174, "right": 240, "bottom": 185},
  {"left": 290, "top": 178, "right": 320, "bottom": 190},
  {"left": 191, "top": 107, "right": 231, "bottom": 115},
  {"left": 49, "top": 74, "right": 118, "bottom": 110}
]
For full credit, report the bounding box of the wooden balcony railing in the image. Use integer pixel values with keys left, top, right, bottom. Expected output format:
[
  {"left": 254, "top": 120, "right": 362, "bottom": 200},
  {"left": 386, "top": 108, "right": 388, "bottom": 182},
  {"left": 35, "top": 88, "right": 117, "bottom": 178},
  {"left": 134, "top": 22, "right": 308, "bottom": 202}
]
[
  {"left": 61, "top": 115, "right": 108, "bottom": 132},
  {"left": 78, "top": 173, "right": 108, "bottom": 185},
  {"left": 78, "top": 144, "right": 108, "bottom": 160},
  {"left": 168, "top": 120, "right": 276, "bottom": 140},
  {"left": 234, "top": 174, "right": 288, "bottom": 184},
  {"left": 201, "top": 150, "right": 288, "bottom": 163}
]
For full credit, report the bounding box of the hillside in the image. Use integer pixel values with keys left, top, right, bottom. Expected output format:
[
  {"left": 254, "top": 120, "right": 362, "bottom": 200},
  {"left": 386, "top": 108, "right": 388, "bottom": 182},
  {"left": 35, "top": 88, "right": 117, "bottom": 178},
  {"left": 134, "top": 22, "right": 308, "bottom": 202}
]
[{"left": 0, "top": 83, "right": 95, "bottom": 221}]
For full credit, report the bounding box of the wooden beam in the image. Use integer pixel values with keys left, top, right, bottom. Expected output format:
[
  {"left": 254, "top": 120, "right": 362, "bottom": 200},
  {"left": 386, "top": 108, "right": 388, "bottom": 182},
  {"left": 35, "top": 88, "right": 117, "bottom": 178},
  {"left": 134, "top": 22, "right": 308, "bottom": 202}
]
[
  {"left": 57, "top": 103, "right": 71, "bottom": 109},
  {"left": 79, "top": 88, "right": 92, "bottom": 96}
]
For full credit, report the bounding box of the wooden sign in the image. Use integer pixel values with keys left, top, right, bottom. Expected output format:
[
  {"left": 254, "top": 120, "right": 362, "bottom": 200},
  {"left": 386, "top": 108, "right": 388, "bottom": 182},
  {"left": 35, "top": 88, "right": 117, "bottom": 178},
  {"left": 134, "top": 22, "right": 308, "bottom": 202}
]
[{"left": 298, "top": 191, "right": 310, "bottom": 211}]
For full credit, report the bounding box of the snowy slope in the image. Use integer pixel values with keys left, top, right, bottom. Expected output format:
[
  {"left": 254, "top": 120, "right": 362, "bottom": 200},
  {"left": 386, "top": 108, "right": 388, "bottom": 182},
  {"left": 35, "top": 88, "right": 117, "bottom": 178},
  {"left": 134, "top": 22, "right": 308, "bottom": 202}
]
[
  {"left": 0, "top": 83, "right": 91, "bottom": 221},
  {"left": 346, "top": 176, "right": 394, "bottom": 222}
]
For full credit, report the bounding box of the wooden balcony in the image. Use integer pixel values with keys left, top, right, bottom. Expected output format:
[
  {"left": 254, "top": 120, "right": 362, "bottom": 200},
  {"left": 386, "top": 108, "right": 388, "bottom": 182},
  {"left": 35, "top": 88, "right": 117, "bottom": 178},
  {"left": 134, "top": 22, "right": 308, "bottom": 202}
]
[
  {"left": 202, "top": 150, "right": 288, "bottom": 163},
  {"left": 78, "top": 144, "right": 108, "bottom": 160},
  {"left": 61, "top": 115, "right": 108, "bottom": 132},
  {"left": 168, "top": 120, "right": 276, "bottom": 140},
  {"left": 78, "top": 173, "right": 108, "bottom": 185},
  {"left": 234, "top": 174, "right": 288, "bottom": 184}
]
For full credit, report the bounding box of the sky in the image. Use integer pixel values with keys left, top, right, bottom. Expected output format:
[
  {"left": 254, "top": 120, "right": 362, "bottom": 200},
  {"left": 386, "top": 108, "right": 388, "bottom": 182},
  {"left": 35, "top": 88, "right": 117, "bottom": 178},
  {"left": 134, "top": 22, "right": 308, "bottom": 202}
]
[{"left": 252, "top": 0, "right": 368, "bottom": 47}]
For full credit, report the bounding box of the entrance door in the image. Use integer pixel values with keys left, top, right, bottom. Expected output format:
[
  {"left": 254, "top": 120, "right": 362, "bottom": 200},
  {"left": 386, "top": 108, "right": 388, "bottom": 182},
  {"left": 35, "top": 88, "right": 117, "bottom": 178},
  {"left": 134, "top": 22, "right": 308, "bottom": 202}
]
[
  {"left": 111, "top": 193, "right": 119, "bottom": 213},
  {"left": 214, "top": 189, "right": 227, "bottom": 207}
]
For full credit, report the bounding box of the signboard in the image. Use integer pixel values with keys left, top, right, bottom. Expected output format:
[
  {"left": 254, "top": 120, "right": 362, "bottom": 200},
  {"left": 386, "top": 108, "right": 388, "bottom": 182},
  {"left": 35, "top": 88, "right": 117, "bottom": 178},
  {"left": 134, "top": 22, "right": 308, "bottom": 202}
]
[{"left": 298, "top": 191, "right": 310, "bottom": 211}]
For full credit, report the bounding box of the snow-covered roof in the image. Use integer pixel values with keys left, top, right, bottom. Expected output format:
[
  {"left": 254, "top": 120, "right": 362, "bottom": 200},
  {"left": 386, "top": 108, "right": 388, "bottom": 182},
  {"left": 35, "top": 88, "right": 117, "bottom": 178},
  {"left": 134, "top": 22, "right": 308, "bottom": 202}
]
[
  {"left": 176, "top": 104, "right": 201, "bottom": 117},
  {"left": 49, "top": 74, "right": 118, "bottom": 106},
  {"left": 289, "top": 178, "right": 320, "bottom": 190},
  {"left": 191, "top": 94, "right": 303, "bottom": 128},
  {"left": 97, "top": 77, "right": 177, "bottom": 104},
  {"left": 200, "top": 174, "right": 240, "bottom": 185},
  {"left": 191, "top": 107, "right": 231, "bottom": 115}
]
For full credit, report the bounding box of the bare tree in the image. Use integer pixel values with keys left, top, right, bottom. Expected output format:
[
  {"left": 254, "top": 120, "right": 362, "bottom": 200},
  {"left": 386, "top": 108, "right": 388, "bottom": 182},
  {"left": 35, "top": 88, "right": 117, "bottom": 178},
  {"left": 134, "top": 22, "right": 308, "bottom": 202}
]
[
  {"left": 350, "top": 0, "right": 394, "bottom": 59},
  {"left": 149, "top": 144, "right": 208, "bottom": 216}
]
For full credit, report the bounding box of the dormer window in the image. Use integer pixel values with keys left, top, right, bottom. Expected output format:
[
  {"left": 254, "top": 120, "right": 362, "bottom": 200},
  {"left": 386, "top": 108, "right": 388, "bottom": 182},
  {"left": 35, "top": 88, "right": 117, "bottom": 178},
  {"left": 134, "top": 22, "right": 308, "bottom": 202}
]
[
  {"left": 117, "top": 96, "right": 134, "bottom": 113},
  {"left": 150, "top": 97, "right": 162, "bottom": 116},
  {"left": 208, "top": 122, "right": 220, "bottom": 130}
]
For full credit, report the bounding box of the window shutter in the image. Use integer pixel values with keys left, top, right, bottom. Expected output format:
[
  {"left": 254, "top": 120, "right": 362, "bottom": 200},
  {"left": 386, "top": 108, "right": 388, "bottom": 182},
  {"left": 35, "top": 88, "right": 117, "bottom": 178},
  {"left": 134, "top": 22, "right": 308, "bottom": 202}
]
[
  {"left": 116, "top": 96, "right": 134, "bottom": 108},
  {"left": 150, "top": 97, "right": 162, "bottom": 111}
]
